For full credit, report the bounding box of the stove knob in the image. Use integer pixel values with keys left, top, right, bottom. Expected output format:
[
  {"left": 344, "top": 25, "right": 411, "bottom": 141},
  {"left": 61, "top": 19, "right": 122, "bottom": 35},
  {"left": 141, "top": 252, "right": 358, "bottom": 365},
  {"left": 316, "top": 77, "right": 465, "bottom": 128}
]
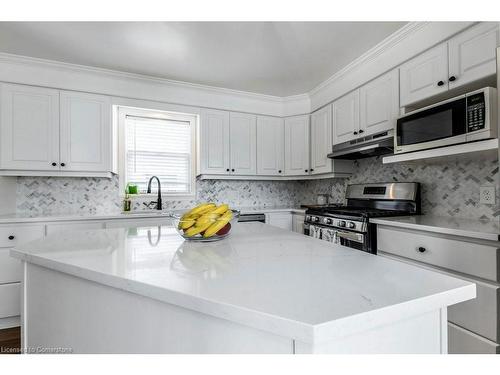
[
  {"left": 324, "top": 218, "right": 333, "bottom": 225},
  {"left": 348, "top": 222, "right": 356, "bottom": 229},
  {"left": 313, "top": 216, "right": 320, "bottom": 223},
  {"left": 305, "top": 215, "right": 311, "bottom": 221},
  {"left": 338, "top": 220, "right": 346, "bottom": 227}
]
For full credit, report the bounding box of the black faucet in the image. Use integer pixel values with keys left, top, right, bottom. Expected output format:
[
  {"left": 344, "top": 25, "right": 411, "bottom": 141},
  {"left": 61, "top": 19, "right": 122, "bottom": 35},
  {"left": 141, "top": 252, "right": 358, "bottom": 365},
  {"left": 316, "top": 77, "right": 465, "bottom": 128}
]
[{"left": 145, "top": 176, "right": 162, "bottom": 210}]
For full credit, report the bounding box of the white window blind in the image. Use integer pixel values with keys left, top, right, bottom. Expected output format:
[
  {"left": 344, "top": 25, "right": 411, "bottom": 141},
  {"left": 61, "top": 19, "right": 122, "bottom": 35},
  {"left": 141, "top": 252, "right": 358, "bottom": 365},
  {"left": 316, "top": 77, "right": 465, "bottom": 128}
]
[{"left": 125, "top": 114, "right": 193, "bottom": 195}]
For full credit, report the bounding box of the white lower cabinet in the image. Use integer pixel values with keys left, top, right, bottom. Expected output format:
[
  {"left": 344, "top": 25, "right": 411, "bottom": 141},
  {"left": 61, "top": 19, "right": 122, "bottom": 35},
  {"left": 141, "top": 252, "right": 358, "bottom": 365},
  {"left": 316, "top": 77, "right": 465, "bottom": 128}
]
[
  {"left": 292, "top": 213, "right": 305, "bottom": 234},
  {"left": 0, "top": 283, "right": 20, "bottom": 319},
  {"left": 378, "top": 224, "right": 500, "bottom": 354},
  {"left": 448, "top": 323, "right": 500, "bottom": 354},
  {"left": 265, "top": 213, "right": 293, "bottom": 231}
]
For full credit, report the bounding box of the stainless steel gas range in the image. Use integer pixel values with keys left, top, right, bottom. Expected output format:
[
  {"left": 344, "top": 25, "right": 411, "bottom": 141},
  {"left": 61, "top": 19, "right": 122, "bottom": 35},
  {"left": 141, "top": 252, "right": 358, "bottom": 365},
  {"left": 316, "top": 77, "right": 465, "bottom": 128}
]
[{"left": 304, "top": 182, "right": 421, "bottom": 254}]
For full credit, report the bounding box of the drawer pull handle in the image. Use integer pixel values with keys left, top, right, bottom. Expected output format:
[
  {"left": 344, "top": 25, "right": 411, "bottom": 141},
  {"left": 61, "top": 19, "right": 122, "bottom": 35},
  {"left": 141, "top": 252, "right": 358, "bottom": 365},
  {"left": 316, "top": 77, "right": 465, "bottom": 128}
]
[
  {"left": 8, "top": 235, "right": 15, "bottom": 240},
  {"left": 418, "top": 246, "right": 426, "bottom": 253}
]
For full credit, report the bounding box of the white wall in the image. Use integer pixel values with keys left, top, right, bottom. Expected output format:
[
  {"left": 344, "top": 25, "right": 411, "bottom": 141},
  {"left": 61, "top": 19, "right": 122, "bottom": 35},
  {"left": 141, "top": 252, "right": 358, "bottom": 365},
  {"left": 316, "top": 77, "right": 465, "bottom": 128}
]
[{"left": 0, "top": 177, "right": 16, "bottom": 214}]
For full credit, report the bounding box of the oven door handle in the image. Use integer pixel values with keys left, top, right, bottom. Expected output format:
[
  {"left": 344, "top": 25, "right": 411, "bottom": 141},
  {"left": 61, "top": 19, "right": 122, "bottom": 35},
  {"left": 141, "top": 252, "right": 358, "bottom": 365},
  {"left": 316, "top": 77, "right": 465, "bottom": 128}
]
[{"left": 335, "top": 230, "right": 364, "bottom": 243}]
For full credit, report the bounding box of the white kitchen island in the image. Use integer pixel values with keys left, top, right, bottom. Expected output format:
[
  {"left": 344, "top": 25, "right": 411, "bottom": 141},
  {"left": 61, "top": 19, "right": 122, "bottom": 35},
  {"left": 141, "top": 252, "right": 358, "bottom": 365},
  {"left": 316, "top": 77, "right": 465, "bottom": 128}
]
[{"left": 11, "top": 222, "right": 475, "bottom": 354}]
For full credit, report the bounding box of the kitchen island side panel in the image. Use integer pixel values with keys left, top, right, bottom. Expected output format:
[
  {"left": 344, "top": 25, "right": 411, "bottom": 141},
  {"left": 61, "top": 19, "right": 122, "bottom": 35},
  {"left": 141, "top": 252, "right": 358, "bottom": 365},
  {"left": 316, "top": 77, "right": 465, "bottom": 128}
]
[{"left": 23, "top": 263, "right": 293, "bottom": 354}]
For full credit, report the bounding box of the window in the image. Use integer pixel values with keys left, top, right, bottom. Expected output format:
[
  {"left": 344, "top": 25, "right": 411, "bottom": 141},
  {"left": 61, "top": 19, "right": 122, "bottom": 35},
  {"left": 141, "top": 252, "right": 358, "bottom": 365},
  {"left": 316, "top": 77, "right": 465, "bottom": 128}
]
[{"left": 118, "top": 106, "right": 197, "bottom": 197}]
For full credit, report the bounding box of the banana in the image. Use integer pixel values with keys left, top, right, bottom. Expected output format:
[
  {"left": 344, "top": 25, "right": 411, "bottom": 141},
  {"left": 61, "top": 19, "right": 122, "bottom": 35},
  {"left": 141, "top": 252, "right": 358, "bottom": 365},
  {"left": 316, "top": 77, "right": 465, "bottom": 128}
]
[
  {"left": 203, "top": 210, "right": 233, "bottom": 238},
  {"left": 185, "top": 203, "right": 216, "bottom": 217},
  {"left": 179, "top": 218, "right": 196, "bottom": 230},
  {"left": 195, "top": 212, "right": 221, "bottom": 227},
  {"left": 212, "top": 204, "right": 229, "bottom": 215},
  {"left": 184, "top": 220, "right": 213, "bottom": 237}
]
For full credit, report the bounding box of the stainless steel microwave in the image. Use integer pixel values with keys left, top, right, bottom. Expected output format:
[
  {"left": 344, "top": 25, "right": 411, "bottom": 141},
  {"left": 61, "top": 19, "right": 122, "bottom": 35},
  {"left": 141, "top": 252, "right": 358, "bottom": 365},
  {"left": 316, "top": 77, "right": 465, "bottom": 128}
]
[{"left": 395, "top": 87, "right": 498, "bottom": 154}]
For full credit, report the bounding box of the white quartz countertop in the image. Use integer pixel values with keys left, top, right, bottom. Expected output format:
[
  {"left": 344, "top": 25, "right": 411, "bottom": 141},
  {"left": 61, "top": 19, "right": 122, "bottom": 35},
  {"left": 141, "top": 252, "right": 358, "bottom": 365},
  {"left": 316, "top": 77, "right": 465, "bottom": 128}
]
[
  {"left": 371, "top": 215, "right": 500, "bottom": 242},
  {"left": 0, "top": 206, "right": 305, "bottom": 224},
  {"left": 11, "top": 221, "right": 475, "bottom": 343}
]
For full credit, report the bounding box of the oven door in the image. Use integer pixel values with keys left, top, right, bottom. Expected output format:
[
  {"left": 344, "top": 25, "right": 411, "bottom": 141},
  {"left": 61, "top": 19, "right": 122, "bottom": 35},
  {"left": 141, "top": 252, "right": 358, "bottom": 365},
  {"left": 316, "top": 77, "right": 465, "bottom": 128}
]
[
  {"left": 305, "top": 224, "right": 369, "bottom": 252},
  {"left": 395, "top": 97, "right": 467, "bottom": 154}
]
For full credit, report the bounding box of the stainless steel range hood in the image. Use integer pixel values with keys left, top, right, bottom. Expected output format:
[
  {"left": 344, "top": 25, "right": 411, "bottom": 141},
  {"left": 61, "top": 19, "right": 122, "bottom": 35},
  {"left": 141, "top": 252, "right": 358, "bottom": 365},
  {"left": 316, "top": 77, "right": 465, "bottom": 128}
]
[{"left": 327, "top": 130, "right": 394, "bottom": 160}]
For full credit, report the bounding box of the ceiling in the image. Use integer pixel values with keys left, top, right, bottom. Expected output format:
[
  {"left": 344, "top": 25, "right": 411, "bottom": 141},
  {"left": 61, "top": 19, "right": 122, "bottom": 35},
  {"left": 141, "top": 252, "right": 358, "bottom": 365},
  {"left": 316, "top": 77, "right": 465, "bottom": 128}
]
[{"left": 0, "top": 22, "right": 407, "bottom": 97}]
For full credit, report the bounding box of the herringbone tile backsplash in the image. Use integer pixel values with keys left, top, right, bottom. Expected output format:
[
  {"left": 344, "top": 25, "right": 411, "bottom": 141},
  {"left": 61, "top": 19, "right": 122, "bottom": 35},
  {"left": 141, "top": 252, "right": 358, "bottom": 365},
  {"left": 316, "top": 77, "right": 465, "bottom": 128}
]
[{"left": 16, "top": 155, "right": 499, "bottom": 221}]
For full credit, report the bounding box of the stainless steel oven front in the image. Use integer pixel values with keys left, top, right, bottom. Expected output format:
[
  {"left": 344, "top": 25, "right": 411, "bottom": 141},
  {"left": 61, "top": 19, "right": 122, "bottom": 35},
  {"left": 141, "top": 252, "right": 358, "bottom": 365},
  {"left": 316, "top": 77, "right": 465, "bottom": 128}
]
[{"left": 395, "top": 87, "right": 497, "bottom": 154}]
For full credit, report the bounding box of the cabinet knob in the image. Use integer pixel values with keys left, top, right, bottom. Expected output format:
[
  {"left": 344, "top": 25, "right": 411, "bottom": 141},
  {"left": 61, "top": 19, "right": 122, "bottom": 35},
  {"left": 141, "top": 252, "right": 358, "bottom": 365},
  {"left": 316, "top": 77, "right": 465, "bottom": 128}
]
[
  {"left": 359, "top": 129, "right": 364, "bottom": 134},
  {"left": 231, "top": 169, "right": 235, "bottom": 172},
  {"left": 353, "top": 131, "right": 358, "bottom": 135},
  {"left": 60, "top": 163, "right": 66, "bottom": 167},
  {"left": 51, "top": 162, "right": 57, "bottom": 166},
  {"left": 437, "top": 81, "right": 445, "bottom": 86},
  {"left": 305, "top": 169, "right": 308, "bottom": 173},
  {"left": 417, "top": 247, "right": 426, "bottom": 253},
  {"left": 278, "top": 170, "right": 282, "bottom": 173},
  {"left": 310, "top": 168, "right": 314, "bottom": 172},
  {"left": 226, "top": 168, "right": 230, "bottom": 172},
  {"left": 8, "top": 235, "right": 15, "bottom": 240},
  {"left": 449, "top": 76, "right": 456, "bottom": 82}
]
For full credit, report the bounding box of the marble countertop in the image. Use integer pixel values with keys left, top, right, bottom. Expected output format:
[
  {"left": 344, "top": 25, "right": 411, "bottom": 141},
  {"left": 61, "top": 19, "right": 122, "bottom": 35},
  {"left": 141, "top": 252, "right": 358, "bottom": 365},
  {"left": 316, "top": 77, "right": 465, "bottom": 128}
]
[
  {"left": 371, "top": 215, "right": 500, "bottom": 242},
  {"left": 0, "top": 206, "right": 306, "bottom": 224},
  {"left": 11, "top": 222, "right": 474, "bottom": 343}
]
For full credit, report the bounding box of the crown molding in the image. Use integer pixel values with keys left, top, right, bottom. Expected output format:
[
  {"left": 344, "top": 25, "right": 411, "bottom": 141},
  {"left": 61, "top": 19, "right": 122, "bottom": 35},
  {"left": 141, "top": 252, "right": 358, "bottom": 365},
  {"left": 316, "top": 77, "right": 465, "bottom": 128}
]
[
  {"left": 308, "top": 22, "right": 429, "bottom": 96},
  {"left": 0, "top": 52, "right": 287, "bottom": 102},
  {"left": 0, "top": 21, "right": 479, "bottom": 117}
]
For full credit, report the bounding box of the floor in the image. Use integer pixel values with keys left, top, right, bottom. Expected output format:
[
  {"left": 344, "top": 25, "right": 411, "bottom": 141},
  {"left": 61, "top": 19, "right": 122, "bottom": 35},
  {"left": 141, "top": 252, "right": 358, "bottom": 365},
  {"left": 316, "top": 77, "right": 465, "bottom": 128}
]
[{"left": 0, "top": 327, "right": 21, "bottom": 354}]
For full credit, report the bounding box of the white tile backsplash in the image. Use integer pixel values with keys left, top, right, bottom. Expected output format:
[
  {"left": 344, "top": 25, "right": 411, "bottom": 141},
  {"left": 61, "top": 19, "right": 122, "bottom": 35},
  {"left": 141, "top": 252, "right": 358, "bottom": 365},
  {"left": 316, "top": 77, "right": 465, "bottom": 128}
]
[{"left": 16, "top": 154, "right": 499, "bottom": 221}]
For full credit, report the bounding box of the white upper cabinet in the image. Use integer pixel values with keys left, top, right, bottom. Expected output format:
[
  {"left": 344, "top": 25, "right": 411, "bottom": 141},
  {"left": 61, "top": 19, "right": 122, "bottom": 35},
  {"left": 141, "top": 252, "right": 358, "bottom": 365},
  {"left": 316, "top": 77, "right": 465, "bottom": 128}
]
[
  {"left": 200, "top": 109, "right": 230, "bottom": 175},
  {"left": 310, "top": 104, "right": 333, "bottom": 175},
  {"left": 333, "top": 90, "right": 360, "bottom": 144},
  {"left": 0, "top": 83, "right": 60, "bottom": 171},
  {"left": 284, "top": 115, "right": 310, "bottom": 176},
  {"left": 359, "top": 69, "right": 399, "bottom": 137},
  {"left": 400, "top": 23, "right": 500, "bottom": 107},
  {"left": 257, "top": 116, "right": 284, "bottom": 176},
  {"left": 229, "top": 112, "right": 256, "bottom": 175},
  {"left": 399, "top": 43, "right": 449, "bottom": 107},
  {"left": 60, "top": 91, "right": 111, "bottom": 172},
  {"left": 448, "top": 22, "right": 500, "bottom": 90}
]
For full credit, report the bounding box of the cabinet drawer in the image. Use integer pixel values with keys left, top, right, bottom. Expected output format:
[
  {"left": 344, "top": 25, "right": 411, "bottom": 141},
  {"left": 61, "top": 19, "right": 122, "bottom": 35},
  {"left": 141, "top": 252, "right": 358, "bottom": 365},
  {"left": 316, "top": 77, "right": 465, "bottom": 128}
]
[
  {"left": 0, "top": 248, "right": 22, "bottom": 284},
  {"left": 448, "top": 323, "right": 499, "bottom": 354},
  {"left": 0, "top": 283, "right": 20, "bottom": 319},
  {"left": 377, "top": 226, "right": 500, "bottom": 282},
  {"left": 0, "top": 224, "right": 45, "bottom": 248},
  {"left": 46, "top": 221, "right": 104, "bottom": 235},
  {"left": 448, "top": 280, "right": 499, "bottom": 342}
]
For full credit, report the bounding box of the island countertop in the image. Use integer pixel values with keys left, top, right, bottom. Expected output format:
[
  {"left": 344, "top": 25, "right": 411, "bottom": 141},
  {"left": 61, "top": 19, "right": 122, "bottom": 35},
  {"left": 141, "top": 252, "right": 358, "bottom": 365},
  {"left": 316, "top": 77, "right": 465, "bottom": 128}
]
[{"left": 11, "top": 222, "right": 475, "bottom": 344}]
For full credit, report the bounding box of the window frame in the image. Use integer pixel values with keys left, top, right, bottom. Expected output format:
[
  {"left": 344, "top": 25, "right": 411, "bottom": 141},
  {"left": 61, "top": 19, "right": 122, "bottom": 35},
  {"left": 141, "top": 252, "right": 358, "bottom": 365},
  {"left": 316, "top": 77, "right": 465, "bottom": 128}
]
[{"left": 117, "top": 105, "right": 198, "bottom": 200}]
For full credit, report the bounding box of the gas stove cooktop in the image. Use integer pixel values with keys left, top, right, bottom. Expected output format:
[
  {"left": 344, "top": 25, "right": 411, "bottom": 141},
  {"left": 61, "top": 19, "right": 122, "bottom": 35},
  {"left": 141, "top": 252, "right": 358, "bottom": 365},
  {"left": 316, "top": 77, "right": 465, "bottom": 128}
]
[{"left": 303, "top": 183, "right": 421, "bottom": 254}]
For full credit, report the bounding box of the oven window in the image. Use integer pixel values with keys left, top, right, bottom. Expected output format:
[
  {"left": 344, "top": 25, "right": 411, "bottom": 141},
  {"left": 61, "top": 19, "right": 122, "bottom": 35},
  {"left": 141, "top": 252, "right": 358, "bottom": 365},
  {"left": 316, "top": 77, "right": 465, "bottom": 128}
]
[{"left": 397, "top": 98, "right": 466, "bottom": 146}]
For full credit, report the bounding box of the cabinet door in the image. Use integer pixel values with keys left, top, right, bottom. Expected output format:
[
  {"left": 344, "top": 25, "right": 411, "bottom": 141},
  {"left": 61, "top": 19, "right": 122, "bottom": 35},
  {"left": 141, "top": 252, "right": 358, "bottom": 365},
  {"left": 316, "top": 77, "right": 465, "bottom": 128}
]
[
  {"left": 60, "top": 91, "right": 111, "bottom": 172},
  {"left": 0, "top": 83, "right": 60, "bottom": 171},
  {"left": 265, "top": 213, "right": 293, "bottom": 231},
  {"left": 229, "top": 112, "right": 256, "bottom": 175},
  {"left": 448, "top": 22, "right": 500, "bottom": 90},
  {"left": 284, "top": 115, "right": 310, "bottom": 176},
  {"left": 399, "top": 43, "right": 449, "bottom": 106},
  {"left": 256, "top": 116, "right": 284, "bottom": 176},
  {"left": 310, "top": 105, "right": 333, "bottom": 175},
  {"left": 333, "top": 90, "right": 360, "bottom": 144},
  {"left": 359, "top": 70, "right": 399, "bottom": 137},
  {"left": 200, "top": 109, "right": 230, "bottom": 175}
]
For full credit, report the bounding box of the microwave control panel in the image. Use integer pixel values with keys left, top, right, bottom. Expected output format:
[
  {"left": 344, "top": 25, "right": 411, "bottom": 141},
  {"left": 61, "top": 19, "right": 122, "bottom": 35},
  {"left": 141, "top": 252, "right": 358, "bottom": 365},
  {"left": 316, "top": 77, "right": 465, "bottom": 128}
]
[{"left": 466, "top": 92, "right": 486, "bottom": 132}]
